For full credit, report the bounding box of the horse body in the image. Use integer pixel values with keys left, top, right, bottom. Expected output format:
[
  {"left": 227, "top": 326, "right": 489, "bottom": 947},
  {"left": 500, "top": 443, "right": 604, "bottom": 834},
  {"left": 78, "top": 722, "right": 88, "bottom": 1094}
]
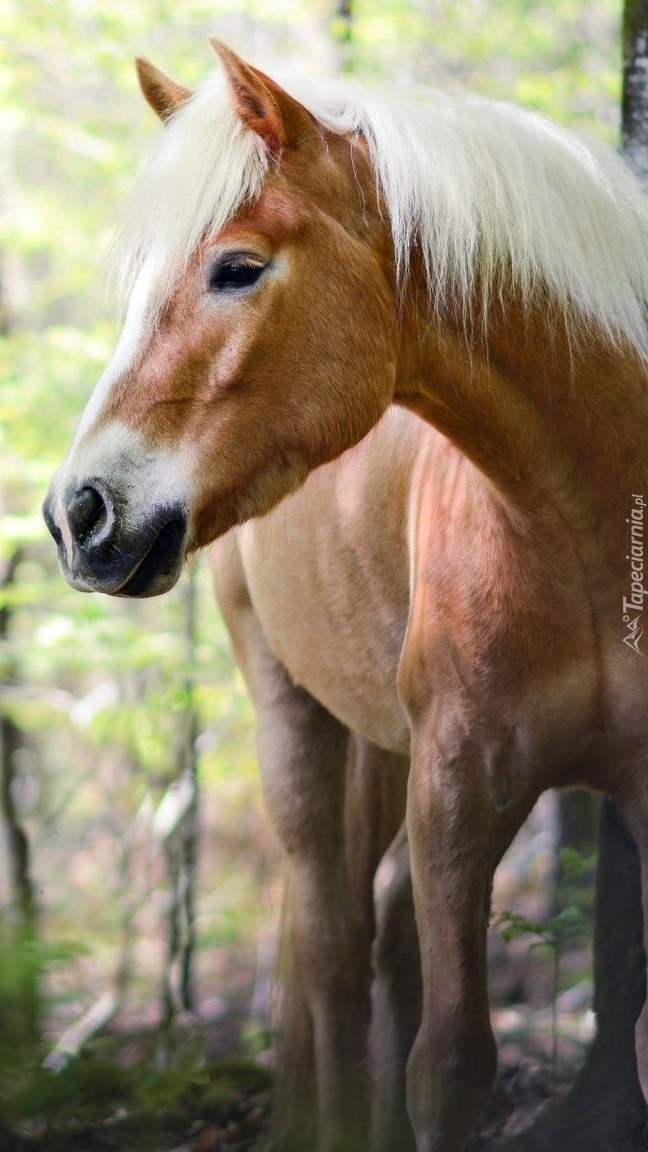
[
  {"left": 227, "top": 400, "right": 612, "bottom": 776},
  {"left": 229, "top": 313, "right": 648, "bottom": 781},
  {"left": 43, "top": 42, "right": 648, "bottom": 1151}
]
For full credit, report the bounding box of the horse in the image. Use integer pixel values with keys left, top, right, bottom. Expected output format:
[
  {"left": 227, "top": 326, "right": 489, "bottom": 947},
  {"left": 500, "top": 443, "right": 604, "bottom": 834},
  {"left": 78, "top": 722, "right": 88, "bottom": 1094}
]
[{"left": 43, "top": 40, "right": 648, "bottom": 1152}]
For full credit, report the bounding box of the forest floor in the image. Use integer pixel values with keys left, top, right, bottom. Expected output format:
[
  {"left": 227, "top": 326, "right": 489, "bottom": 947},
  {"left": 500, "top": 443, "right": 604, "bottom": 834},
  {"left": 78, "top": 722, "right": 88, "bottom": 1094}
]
[
  {"left": 4, "top": 1023, "right": 641, "bottom": 1152},
  {"left": 3, "top": 934, "right": 637, "bottom": 1152},
  {"left": 3, "top": 797, "right": 646, "bottom": 1152}
]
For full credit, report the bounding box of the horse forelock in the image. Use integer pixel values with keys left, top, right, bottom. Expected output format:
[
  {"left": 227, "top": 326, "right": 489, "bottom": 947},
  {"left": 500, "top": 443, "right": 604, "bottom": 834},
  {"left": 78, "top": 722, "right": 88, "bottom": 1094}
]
[
  {"left": 113, "top": 69, "right": 269, "bottom": 318},
  {"left": 114, "top": 65, "right": 648, "bottom": 362}
]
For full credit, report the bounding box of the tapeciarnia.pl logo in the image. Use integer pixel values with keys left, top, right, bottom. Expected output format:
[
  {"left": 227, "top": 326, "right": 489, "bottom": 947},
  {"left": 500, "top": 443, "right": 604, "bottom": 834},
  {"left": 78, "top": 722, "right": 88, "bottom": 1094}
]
[{"left": 623, "top": 494, "right": 646, "bottom": 656}]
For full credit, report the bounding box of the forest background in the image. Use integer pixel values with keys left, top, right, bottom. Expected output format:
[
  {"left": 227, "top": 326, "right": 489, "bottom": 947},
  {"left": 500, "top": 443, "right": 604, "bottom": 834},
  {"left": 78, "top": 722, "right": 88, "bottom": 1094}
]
[{"left": 0, "top": 0, "right": 628, "bottom": 1136}]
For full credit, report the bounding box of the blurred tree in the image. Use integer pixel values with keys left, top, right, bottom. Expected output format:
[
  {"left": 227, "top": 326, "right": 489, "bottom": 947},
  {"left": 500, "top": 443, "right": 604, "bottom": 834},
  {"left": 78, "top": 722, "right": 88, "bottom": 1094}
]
[
  {"left": 623, "top": 0, "right": 648, "bottom": 173},
  {"left": 1, "top": 552, "right": 34, "bottom": 930}
]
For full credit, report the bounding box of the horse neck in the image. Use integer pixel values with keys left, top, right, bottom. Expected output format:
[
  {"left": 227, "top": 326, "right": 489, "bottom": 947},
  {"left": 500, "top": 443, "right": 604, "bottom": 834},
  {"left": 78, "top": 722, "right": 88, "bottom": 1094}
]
[{"left": 395, "top": 289, "right": 648, "bottom": 572}]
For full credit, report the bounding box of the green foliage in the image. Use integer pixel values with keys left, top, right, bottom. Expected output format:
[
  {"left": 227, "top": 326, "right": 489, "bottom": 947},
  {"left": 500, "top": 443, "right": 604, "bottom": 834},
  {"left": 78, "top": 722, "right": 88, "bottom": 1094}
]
[
  {"left": 494, "top": 846, "right": 593, "bottom": 960},
  {"left": 6, "top": 1058, "right": 134, "bottom": 1126},
  {"left": 494, "top": 845, "right": 595, "bottom": 1076},
  {"left": 5, "top": 1051, "right": 271, "bottom": 1131},
  {"left": 560, "top": 846, "right": 598, "bottom": 885},
  {"left": 495, "top": 902, "right": 588, "bottom": 950},
  {"left": 349, "top": 0, "right": 621, "bottom": 136},
  {"left": 242, "top": 1020, "right": 278, "bottom": 1057}
]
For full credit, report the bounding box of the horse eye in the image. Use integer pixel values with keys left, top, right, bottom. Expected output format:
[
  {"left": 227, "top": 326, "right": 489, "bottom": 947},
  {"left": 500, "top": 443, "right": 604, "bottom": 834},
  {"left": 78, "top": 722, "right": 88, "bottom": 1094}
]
[{"left": 208, "top": 254, "right": 266, "bottom": 292}]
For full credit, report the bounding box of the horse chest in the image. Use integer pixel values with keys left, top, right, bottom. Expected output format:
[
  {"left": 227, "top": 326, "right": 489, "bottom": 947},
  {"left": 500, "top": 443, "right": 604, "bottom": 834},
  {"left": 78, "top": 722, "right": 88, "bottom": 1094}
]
[{"left": 239, "top": 523, "right": 412, "bottom": 754}]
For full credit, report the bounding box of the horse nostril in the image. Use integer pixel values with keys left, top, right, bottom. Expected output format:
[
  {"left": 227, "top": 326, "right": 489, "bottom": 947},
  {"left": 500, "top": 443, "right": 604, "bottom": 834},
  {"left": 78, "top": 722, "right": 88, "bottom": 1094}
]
[{"left": 67, "top": 484, "right": 115, "bottom": 547}]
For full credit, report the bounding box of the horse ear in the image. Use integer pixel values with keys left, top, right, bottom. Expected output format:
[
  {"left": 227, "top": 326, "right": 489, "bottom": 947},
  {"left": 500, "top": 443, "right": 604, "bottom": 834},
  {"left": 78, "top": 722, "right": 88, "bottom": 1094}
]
[
  {"left": 135, "top": 57, "right": 193, "bottom": 123},
  {"left": 209, "top": 39, "right": 315, "bottom": 155}
]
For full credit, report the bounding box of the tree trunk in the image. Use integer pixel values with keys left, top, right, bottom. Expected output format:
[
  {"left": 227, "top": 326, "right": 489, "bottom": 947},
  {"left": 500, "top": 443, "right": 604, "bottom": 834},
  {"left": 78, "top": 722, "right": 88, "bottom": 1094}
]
[
  {"left": 623, "top": 0, "right": 648, "bottom": 180},
  {"left": 331, "top": 0, "right": 354, "bottom": 74},
  {"left": 0, "top": 552, "right": 39, "bottom": 1149},
  {"left": 514, "top": 802, "right": 646, "bottom": 1152},
  {"left": 160, "top": 565, "right": 200, "bottom": 1028}
]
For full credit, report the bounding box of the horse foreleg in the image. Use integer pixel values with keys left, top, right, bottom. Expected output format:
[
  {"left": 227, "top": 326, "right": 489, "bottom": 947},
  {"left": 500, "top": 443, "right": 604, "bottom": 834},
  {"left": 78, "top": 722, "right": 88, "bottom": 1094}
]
[
  {"left": 371, "top": 823, "right": 419, "bottom": 1152},
  {"left": 344, "top": 740, "right": 416, "bottom": 1151},
  {"left": 214, "top": 539, "right": 371, "bottom": 1151},
  {"left": 404, "top": 727, "right": 509, "bottom": 1152},
  {"left": 260, "top": 684, "right": 371, "bottom": 1152},
  {"left": 345, "top": 737, "right": 409, "bottom": 941}
]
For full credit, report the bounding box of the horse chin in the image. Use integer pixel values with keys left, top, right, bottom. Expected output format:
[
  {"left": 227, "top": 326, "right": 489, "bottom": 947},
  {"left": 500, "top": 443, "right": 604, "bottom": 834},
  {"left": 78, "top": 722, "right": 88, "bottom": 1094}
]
[
  {"left": 114, "top": 515, "right": 187, "bottom": 597},
  {"left": 53, "top": 509, "right": 188, "bottom": 599}
]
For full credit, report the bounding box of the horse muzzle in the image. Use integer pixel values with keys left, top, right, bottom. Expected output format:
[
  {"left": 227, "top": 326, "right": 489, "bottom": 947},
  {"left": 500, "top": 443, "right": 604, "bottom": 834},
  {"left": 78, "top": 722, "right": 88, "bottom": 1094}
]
[{"left": 43, "top": 478, "right": 188, "bottom": 598}]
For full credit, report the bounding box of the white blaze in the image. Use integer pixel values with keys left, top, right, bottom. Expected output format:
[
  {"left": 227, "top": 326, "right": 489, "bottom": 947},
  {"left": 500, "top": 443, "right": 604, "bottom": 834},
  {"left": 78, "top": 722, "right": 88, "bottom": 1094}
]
[
  {"left": 49, "top": 255, "right": 196, "bottom": 560},
  {"left": 71, "top": 257, "right": 160, "bottom": 452}
]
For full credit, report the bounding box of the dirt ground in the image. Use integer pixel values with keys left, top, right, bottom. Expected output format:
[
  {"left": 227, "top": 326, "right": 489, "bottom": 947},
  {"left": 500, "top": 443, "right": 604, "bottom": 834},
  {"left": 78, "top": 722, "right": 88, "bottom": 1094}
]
[
  {"left": 3, "top": 940, "right": 634, "bottom": 1152},
  {"left": 4, "top": 796, "right": 646, "bottom": 1152}
]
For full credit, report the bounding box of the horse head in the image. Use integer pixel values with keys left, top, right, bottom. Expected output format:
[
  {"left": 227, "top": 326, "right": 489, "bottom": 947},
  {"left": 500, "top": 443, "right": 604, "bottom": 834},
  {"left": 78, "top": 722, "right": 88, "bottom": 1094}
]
[{"left": 43, "top": 43, "right": 397, "bottom": 596}]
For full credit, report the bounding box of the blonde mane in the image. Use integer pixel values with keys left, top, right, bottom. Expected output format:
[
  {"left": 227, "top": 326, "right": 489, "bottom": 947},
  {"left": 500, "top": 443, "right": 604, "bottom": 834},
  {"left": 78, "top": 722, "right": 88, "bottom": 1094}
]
[{"left": 117, "top": 65, "right": 648, "bottom": 359}]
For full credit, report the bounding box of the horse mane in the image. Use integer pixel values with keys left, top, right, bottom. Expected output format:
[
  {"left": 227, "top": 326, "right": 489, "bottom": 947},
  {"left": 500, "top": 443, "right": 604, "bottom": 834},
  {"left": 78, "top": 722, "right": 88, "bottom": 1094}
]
[{"left": 117, "top": 66, "right": 648, "bottom": 360}]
